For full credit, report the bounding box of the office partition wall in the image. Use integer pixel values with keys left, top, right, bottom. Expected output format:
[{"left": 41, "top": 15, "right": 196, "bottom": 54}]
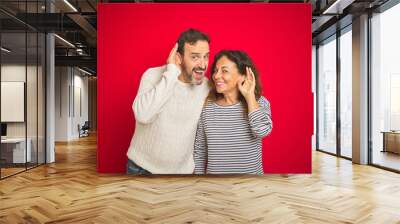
[{"left": 0, "top": 1, "right": 47, "bottom": 179}]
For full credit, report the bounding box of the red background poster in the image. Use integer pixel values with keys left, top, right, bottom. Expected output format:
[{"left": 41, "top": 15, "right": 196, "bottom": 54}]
[{"left": 97, "top": 3, "right": 313, "bottom": 173}]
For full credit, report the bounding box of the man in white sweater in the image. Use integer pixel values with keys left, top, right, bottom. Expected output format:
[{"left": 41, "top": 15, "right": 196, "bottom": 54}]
[{"left": 126, "top": 29, "right": 210, "bottom": 174}]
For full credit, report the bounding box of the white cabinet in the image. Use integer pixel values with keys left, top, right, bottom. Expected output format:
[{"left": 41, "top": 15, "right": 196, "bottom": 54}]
[{"left": 1, "top": 138, "right": 32, "bottom": 163}]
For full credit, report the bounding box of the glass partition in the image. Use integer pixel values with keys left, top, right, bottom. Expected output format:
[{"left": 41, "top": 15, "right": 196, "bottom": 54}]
[{"left": 0, "top": 1, "right": 46, "bottom": 179}]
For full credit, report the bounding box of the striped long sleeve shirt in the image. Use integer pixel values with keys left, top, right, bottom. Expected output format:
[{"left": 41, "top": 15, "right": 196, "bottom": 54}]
[{"left": 194, "top": 96, "right": 272, "bottom": 174}]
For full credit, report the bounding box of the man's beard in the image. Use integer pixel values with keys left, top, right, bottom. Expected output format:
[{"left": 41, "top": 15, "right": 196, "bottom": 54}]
[{"left": 182, "top": 64, "right": 206, "bottom": 85}]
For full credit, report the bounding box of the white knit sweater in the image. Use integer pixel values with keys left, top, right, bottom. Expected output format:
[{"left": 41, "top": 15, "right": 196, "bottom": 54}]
[{"left": 126, "top": 64, "right": 209, "bottom": 174}]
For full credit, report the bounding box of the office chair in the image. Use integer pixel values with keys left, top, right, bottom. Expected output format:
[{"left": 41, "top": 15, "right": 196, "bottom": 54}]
[{"left": 79, "top": 121, "right": 90, "bottom": 138}]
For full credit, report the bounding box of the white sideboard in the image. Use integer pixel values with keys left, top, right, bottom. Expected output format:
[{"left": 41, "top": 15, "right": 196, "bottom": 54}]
[{"left": 1, "top": 138, "right": 32, "bottom": 163}]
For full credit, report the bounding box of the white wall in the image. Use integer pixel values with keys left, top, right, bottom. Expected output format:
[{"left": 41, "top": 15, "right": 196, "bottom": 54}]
[
  {"left": 1, "top": 65, "right": 41, "bottom": 137},
  {"left": 1, "top": 63, "right": 46, "bottom": 164},
  {"left": 1, "top": 65, "right": 25, "bottom": 130},
  {"left": 72, "top": 73, "right": 89, "bottom": 138},
  {"left": 55, "top": 66, "right": 70, "bottom": 141},
  {"left": 55, "top": 67, "right": 89, "bottom": 141}
]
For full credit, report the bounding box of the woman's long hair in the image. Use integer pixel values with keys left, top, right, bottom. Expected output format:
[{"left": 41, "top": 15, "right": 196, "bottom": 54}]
[{"left": 206, "top": 50, "right": 262, "bottom": 108}]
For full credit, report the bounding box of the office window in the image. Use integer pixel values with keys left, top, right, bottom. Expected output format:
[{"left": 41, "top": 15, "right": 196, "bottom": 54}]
[
  {"left": 371, "top": 2, "right": 400, "bottom": 171},
  {"left": 340, "top": 28, "right": 352, "bottom": 158},
  {"left": 317, "top": 36, "right": 337, "bottom": 154}
]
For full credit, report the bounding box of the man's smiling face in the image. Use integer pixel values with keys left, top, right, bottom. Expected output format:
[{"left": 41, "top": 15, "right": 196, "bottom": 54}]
[{"left": 180, "top": 40, "right": 210, "bottom": 85}]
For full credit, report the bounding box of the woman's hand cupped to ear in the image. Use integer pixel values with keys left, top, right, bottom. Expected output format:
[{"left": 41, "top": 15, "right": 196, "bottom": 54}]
[{"left": 238, "top": 67, "right": 256, "bottom": 100}]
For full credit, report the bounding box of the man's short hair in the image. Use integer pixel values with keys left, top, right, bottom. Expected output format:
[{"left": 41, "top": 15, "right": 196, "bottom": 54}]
[{"left": 177, "top": 28, "right": 210, "bottom": 55}]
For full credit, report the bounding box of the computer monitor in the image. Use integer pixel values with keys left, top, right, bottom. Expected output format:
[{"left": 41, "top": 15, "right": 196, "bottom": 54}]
[{"left": 1, "top": 123, "right": 7, "bottom": 137}]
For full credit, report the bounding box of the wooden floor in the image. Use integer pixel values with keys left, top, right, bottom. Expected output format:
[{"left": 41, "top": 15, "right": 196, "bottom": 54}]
[
  {"left": 372, "top": 150, "right": 400, "bottom": 171},
  {"left": 1, "top": 134, "right": 400, "bottom": 223},
  {"left": 1, "top": 167, "right": 26, "bottom": 178}
]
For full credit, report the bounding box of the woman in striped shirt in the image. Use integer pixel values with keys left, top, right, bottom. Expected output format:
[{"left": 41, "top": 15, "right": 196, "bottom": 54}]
[{"left": 194, "top": 50, "right": 272, "bottom": 174}]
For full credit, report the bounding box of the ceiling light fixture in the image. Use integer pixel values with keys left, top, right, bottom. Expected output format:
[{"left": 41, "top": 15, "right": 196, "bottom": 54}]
[
  {"left": 78, "top": 67, "right": 93, "bottom": 76},
  {"left": 54, "top": 34, "right": 75, "bottom": 48},
  {"left": 63, "top": 0, "right": 78, "bottom": 12},
  {"left": 323, "top": 0, "right": 354, "bottom": 15},
  {"left": 1, "top": 47, "right": 11, "bottom": 53}
]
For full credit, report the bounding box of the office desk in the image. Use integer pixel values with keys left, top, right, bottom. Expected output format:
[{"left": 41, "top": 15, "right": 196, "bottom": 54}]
[
  {"left": 381, "top": 131, "right": 400, "bottom": 154},
  {"left": 1, "top": 138, "right": 32, "bottom": 163}
]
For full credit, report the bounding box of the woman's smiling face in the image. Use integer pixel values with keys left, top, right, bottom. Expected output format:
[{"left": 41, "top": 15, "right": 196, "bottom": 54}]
[{"left": 212, "top": 56, "right": 244, "bottom": 94}]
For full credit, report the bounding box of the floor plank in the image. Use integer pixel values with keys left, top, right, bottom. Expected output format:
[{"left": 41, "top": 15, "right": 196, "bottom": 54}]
[{"left": 1, "top": 134, "right": 400, "bottom": 223}]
